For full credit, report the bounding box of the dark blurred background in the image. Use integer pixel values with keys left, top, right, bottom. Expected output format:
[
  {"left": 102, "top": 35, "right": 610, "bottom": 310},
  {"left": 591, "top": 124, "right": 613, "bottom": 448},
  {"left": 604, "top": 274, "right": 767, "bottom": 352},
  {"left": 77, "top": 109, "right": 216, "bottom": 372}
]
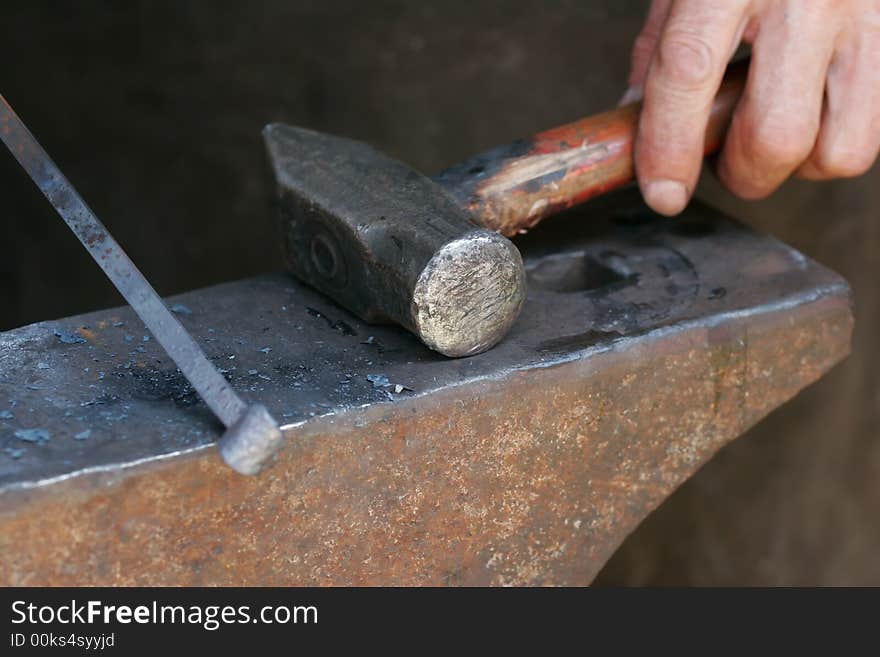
[{"left": 1, "top": 0, "right": 877, "bottom": 585}]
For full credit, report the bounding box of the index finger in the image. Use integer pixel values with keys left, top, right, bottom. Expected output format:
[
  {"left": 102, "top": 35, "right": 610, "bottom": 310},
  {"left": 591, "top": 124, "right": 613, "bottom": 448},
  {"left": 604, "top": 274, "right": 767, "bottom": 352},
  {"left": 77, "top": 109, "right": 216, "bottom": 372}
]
[{"left": 635, "top": 0, "right": 749, "bottom": 215}]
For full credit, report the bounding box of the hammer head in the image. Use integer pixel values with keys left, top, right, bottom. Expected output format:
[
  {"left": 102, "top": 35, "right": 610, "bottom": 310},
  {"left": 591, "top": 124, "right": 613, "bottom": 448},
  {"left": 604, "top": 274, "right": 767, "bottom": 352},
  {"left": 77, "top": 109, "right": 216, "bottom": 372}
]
[{"left": 264, "top": 124, "right": 525, "bottom": 357}]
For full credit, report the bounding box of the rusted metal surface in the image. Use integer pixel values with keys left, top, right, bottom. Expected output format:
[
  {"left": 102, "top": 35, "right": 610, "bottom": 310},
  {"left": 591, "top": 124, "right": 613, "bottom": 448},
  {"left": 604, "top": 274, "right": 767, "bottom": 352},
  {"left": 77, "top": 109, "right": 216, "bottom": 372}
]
[
  {"left": 0, "top": 192, "right": 852, "bottom": 585},
  {"left": 436, "top": 59, "right": 748, "bottom": 236}
]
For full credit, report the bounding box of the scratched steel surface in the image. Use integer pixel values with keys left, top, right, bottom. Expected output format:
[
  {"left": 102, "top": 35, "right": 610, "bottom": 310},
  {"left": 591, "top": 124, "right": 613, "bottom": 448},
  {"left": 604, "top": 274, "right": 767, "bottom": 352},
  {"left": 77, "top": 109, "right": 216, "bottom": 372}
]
[{"left": 0, "top": 191, "right": 846, "bottom": 492}]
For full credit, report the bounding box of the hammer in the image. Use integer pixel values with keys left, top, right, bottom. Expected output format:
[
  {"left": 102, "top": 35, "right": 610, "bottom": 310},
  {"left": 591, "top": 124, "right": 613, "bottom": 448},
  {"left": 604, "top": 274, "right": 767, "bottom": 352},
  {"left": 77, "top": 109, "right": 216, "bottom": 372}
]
[{"left": 265, "top": 60, "right": 748, "bottom": 358}]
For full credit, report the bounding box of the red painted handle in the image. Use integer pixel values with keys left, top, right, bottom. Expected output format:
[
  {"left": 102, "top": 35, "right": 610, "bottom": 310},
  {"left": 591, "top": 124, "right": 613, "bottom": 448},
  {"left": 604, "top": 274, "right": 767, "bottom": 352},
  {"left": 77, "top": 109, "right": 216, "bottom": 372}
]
[{"left": 434, "top": 58, "right": 749, "bottom": 236}]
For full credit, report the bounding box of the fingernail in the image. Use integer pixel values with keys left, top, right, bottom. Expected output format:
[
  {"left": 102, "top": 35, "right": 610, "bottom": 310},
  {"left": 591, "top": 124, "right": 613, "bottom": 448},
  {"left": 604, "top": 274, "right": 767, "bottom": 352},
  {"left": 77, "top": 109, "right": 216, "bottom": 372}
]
[
  {"left": 643, "top": 180, "right": 689, "bottom": 216},
  {"left": 618, "top": 86, "right": 643, "bottom": 107}
]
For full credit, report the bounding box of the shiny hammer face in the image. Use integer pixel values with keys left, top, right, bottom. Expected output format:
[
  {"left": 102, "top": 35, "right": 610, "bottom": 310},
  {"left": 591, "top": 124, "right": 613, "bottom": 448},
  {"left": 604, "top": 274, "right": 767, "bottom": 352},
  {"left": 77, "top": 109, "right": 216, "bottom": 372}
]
[{"left": 263, "top": 124, "right": 526, "bottom": 357}]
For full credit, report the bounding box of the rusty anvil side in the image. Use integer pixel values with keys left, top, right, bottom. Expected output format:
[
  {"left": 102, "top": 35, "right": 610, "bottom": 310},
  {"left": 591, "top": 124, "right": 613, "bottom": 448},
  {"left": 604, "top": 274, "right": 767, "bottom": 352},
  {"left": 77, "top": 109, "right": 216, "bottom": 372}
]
[{"left": 0, "top": 190, "right": 851, "bottom": 586}]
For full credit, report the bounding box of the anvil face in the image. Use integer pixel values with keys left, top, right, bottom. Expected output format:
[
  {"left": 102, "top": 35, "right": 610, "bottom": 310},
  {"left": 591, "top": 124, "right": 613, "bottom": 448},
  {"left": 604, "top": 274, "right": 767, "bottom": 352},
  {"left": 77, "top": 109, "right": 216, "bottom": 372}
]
[{"left": 0, "top": 190, "right": 852, "bottom": 585}]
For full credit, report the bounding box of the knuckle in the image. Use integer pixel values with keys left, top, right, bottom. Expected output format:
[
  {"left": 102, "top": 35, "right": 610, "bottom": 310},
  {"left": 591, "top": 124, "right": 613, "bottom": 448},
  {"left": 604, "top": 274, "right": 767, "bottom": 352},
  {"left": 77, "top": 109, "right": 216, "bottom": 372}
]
[
  {"left": 656, "top": 30, "right": 716, "bottom": 89},
  {"left": 718, "top": 157, "right": 772, "bottom": 200},
  {"left": 746, "top": 115, "right": 815, "bottom": 166},
  {"left": 816, "top": 145, "right": 877, "bottom": 178}
]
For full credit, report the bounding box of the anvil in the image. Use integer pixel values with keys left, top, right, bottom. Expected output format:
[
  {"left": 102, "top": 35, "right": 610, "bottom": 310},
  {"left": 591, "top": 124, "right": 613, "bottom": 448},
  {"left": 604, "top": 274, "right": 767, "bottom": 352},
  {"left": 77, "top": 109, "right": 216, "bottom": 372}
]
[{"left": 0, "top": 190, "right": 851, "bottom": 585}]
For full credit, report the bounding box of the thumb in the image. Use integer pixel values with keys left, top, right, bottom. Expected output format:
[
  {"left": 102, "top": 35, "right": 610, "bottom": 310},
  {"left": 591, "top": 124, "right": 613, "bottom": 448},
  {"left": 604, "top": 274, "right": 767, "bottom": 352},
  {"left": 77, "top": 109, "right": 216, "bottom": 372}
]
[{"left": 621, "top": 0, "right": 673, "bottom": 105}]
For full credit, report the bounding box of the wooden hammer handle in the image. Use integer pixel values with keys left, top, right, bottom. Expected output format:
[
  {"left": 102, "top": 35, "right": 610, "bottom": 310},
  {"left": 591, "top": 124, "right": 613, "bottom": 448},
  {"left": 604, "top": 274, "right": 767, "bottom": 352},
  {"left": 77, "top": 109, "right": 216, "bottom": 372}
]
[{"left": 434, "top": 58, "right": 749, "bottom": 236}]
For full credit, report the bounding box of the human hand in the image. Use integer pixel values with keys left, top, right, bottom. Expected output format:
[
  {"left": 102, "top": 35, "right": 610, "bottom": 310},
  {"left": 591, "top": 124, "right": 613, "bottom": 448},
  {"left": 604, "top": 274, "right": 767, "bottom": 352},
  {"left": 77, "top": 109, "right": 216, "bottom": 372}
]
[{"left": 625, "top": 0, "right": 880, "bottom": 215}]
